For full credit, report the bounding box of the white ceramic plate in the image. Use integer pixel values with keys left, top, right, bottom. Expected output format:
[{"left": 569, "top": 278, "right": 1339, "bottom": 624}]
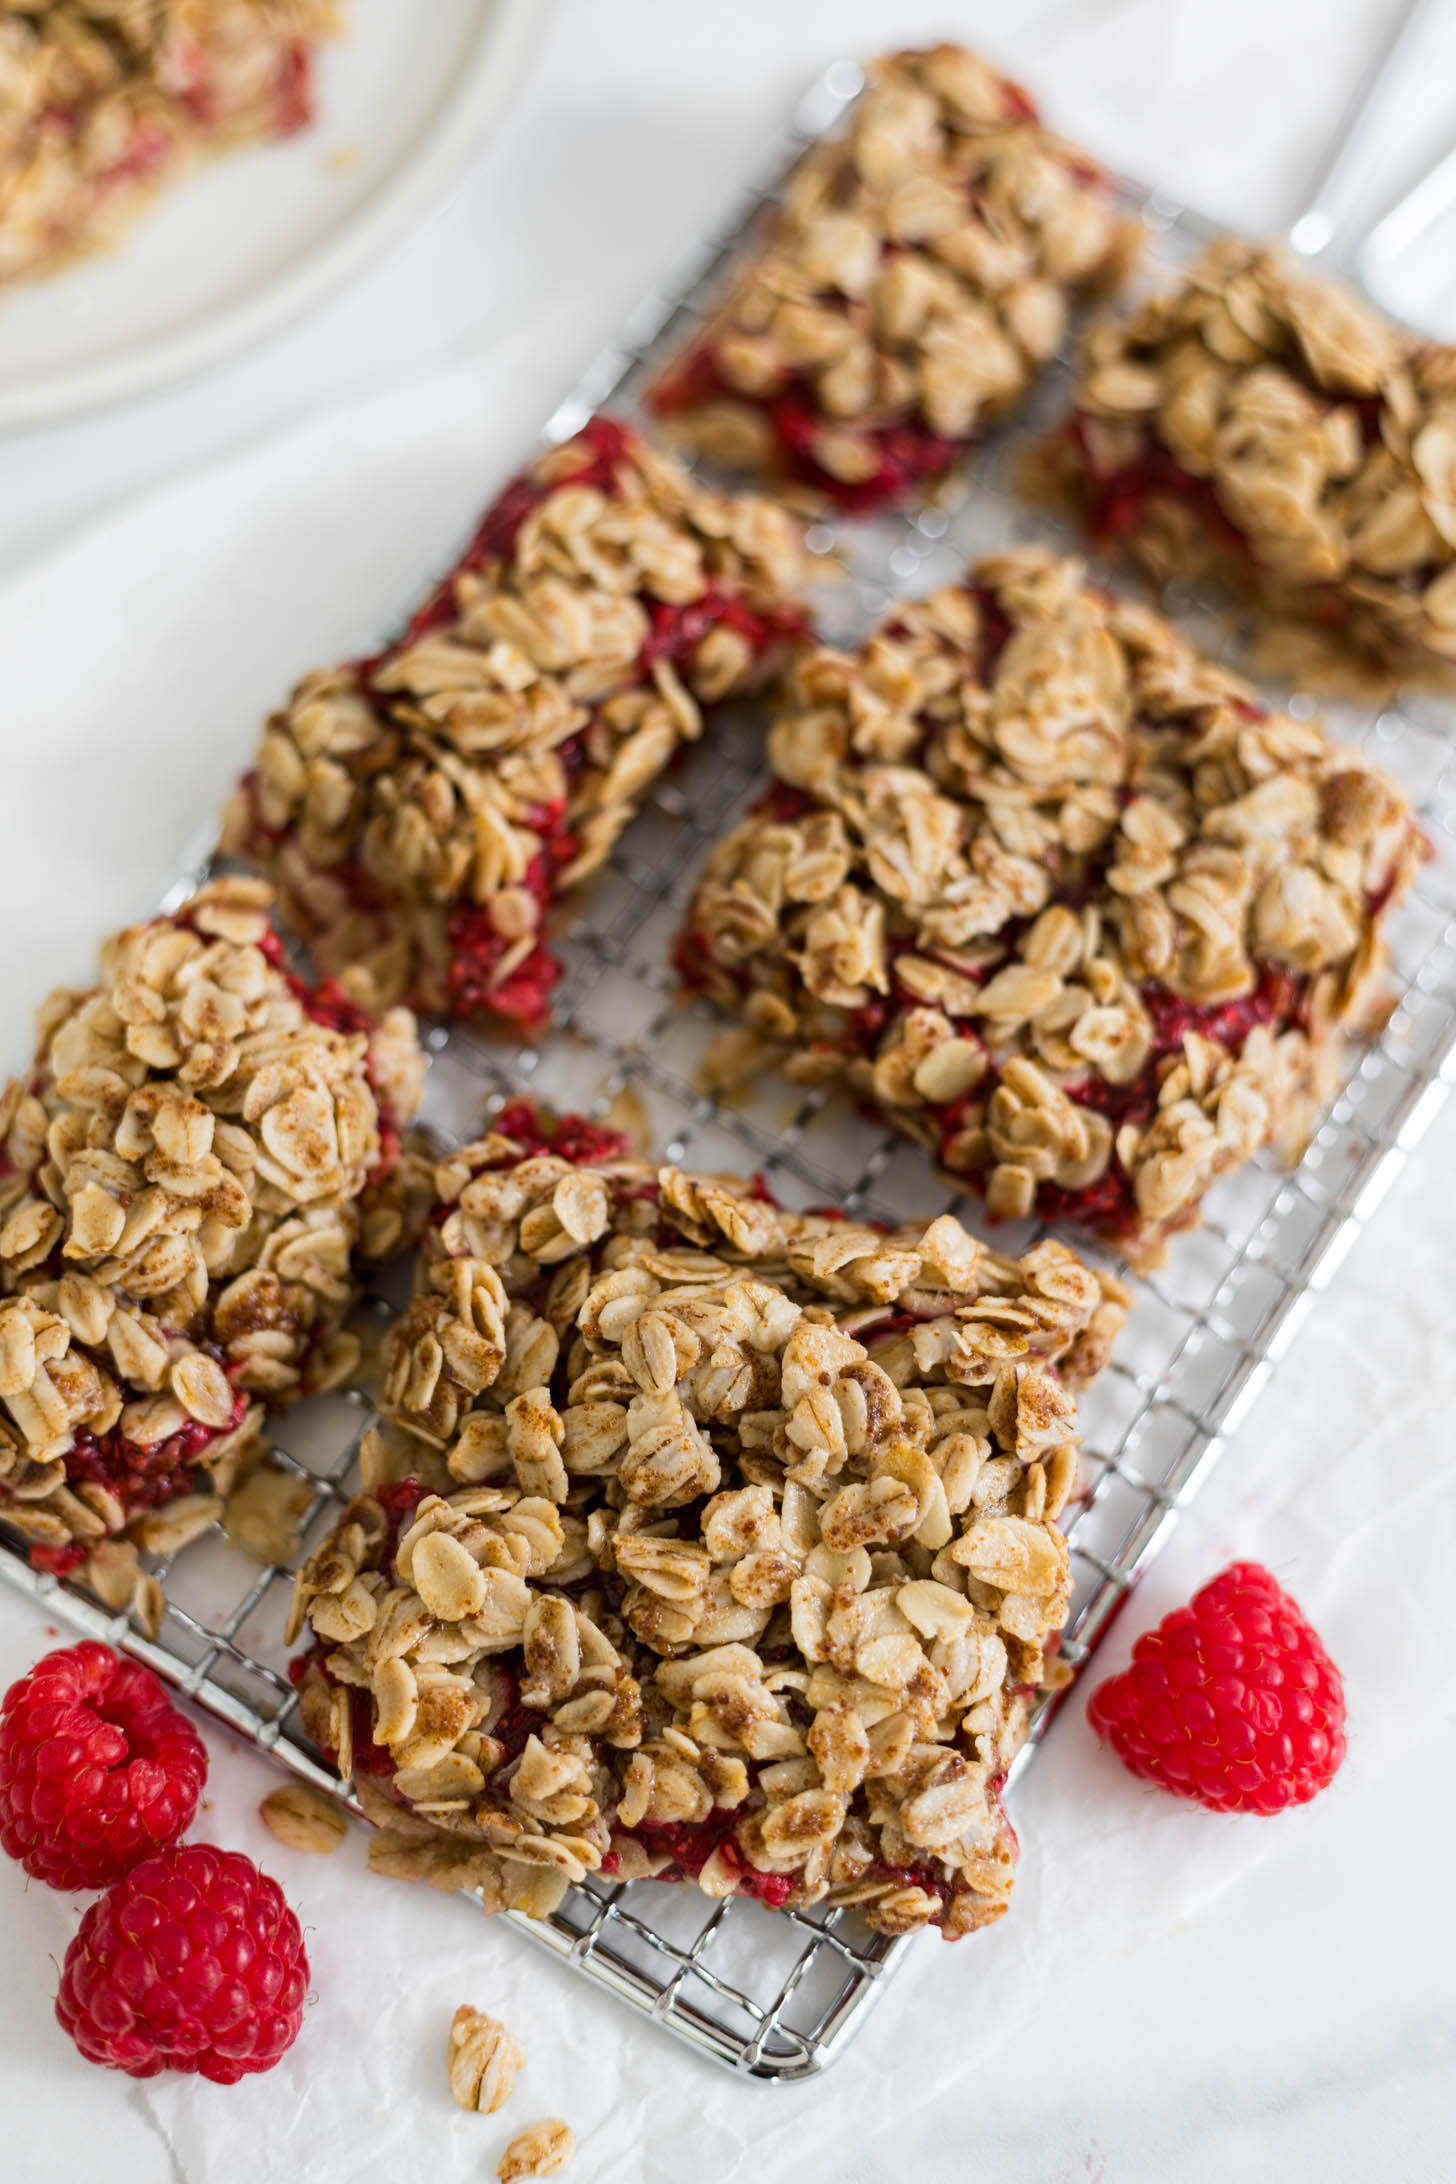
[{"left": 0, "top": 0, "right": 547, "bottom": 429}]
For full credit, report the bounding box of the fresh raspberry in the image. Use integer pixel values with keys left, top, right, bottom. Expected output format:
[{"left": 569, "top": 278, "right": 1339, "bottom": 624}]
[
  {"left": 55, "top": 1843, "right": 309, "bottom": 2083},
  {"left": 1087, "top": 1562, "right": 1347, "bottom": 1815},
  {"left": 0, "top": 1642, "right": 206, "bottom": 1890}
]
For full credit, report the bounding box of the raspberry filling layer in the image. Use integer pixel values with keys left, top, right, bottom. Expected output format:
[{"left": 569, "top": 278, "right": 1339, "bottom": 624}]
[
  {"left": 649, "top": 339, "right": 963, "bottom": 516},
  {"left": 24, "top": 1375, "right": 252, "bottom": 1578},
  {"left": 1057, "top": 412, "right": 1441, "bottom": 625},
  {"left": 603, "top": 1809, "right": 796, "bottom": 1911},
  {"left": 236, "top": 416, "right": 804, "bottom": 1030},
  {"left": 444, "top": 836, "right": 570, "bottom": 1033},
  {"left": 64, "top": 1380, "right": 250, "bottom": 1516},
  {"left": 686, "top": 929, "right": 1307, "bottom": 1240},
  {"left": 605, "top": 1789, "right": 1016, "bottom": 1925},
  {"left": 1060, "top": 414, "right": 1247, "bottom": 558},
  {"left": 487, "top": 1098, "right": 631, "bottom": 1167},
  {"left": 166, "top": 35, "right": 317, "bottom": 137}
]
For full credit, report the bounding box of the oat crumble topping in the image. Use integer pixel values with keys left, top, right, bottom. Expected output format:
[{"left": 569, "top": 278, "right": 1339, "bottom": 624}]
[
  {"left": 291, "top": 1100, "right": 1125, "bottom": 1940},
  {"left": 1039, "top": 237, "right": 1456, "bottom": 685},
  {"left": 676, "top": 549, "right": 1425, "bottom": 1260},
  {"left": 223, "top": 417, "right": 808, "bottom": 1034},
  {"left": 648, "top": 43, "right": 1136, "bottom": 512},
  {"left": 0, "top": 877, "right": 427, "bottom": 1621}
]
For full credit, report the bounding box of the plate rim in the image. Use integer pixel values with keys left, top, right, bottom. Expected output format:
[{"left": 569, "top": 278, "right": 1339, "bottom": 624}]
[{"left": 0, "top": 0, "right": 551, "bottom": 433}]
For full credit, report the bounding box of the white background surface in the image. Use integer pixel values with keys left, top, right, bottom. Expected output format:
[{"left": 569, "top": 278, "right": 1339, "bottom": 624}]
[{"left": 2, "top": 4, "right": 1455, "bottom": 2180}]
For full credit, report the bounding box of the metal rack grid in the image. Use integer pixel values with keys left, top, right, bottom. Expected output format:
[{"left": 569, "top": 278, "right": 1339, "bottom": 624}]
[{"left": 4, "top": 61, "right": 1456, "bottom": 2084}]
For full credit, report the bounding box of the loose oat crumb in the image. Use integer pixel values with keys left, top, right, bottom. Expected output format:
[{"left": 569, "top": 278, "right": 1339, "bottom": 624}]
[
  {"left": 498, "top": 2119, "right": 575, "bottom": 2180},
  {"left": 223, "top": 1460, "right": 314, "bottom": 1567},
  {"left": 451, "top": 2000, "right": 532, "bottom": 2114},
  {"left": 258, "top": 1783, "right": 347, "bottom": 1855},
  {"left": 448, "top": 2004, "right": 525, "bottom": 2115}
]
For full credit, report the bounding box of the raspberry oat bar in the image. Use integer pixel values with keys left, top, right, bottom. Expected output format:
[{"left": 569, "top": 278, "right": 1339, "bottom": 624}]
[
  {"left": 647, "top": 43, "right": 1135, "bottom": 513},
  {"left": 0, "top": 2, "right": 338, "bottom": 289},
  {"left": 224, "top": 419, "right": 808, "bottom": 1032},
  {"left": 679, "top": 551, "right": 1425, "bottom": 1260},
  {"left": 1038, "top": 238, "right": 1456, "bottom": 683},
  {"left": 291, "top": 1100, "right": 1126, "bottom": 1938},
  {"left": 0, "top": 878, "right": 426, "bottom": 1614}
]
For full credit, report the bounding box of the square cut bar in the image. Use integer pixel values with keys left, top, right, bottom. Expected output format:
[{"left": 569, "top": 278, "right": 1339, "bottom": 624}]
[
  {"left": 223, "top": 417, "right": 809, "bottom": 1032},
  {"left": 0, "top": 878, "right": 428, "bottom": 1618},
  {"left": 1036, "top": 238, "right": 1456, "bottom": 684},
  {"left": 679, "top": 550, "right": 1427, "bottom": 1261},
  {"left": 290, "top": 1099, "right": 1126, "bottom": 1940},
  {"left": 646, "top": 43, "right": 1137, "bottom": 513},
  {"left": 0, "top": 2, "right": 338, "bottom": 288}
]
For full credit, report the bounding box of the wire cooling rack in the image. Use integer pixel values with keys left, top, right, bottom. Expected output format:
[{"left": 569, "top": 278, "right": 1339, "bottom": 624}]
[{"left": 4, "top": 62, "right": 1456, "bottom": 2084}]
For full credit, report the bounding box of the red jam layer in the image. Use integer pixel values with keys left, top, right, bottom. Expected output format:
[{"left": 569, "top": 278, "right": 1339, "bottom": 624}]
[
  {"left": 938, "top": 967, "right": 1304, "bottom": 1236},
  {"left": 489, "top": 1099, "right": 630, "bottom": 1167},
  {"left": 480, "top": 1665, "right": 540, "bottom": 1770},
  {"left": 289, "top": 1646, "right": 396, "bottom": 1780},
  {"left": 29, "top": 1540, "right": 89, "bottom": 1580},
  {"left": 58, "top": 1378, "right": 250, "bottom": 1529},
  {"left": 932, "top": 967, "right": 1304, "bottom": 1236},
  {"left": 862, "top": 1858, "right": 956, "bottom": 1914},
  {"left": 233, "top": 775, "right": 571, "bottom": 1035},
  {"left": 606, "top": 1814, "right": 983, "bottom": 1922},
  {"left": 268, "top": 42, "right": 317, "bottom": 138},
  {"left": 445, "top": 834, "right": 569, "bottom": 1032},
  {"left": 649, "top": 343, "right": 962, "bottom": 515},
  {"left": 1061, "top": 412, "right": 1446, "bottom": 629},
  {"left": 102, "top": 116, "right": 171, "bottom": 188},
  {"left": 374, "top": 1475, "right": 429, "bottom": 1554},
  {"left": 683, "top": 874, "right": 1307, "bottom": 1238},
  {"left": 609, "top": 1810, "right": 795, "bottom": 1910},
  {"left": 295, "top": 1624, "right": 547, "bottom": 1793}
]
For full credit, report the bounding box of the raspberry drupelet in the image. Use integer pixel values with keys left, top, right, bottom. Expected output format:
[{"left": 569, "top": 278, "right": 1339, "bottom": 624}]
[{"left": 0, "top": 1642, "right": 205, "bottom": 1890}]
